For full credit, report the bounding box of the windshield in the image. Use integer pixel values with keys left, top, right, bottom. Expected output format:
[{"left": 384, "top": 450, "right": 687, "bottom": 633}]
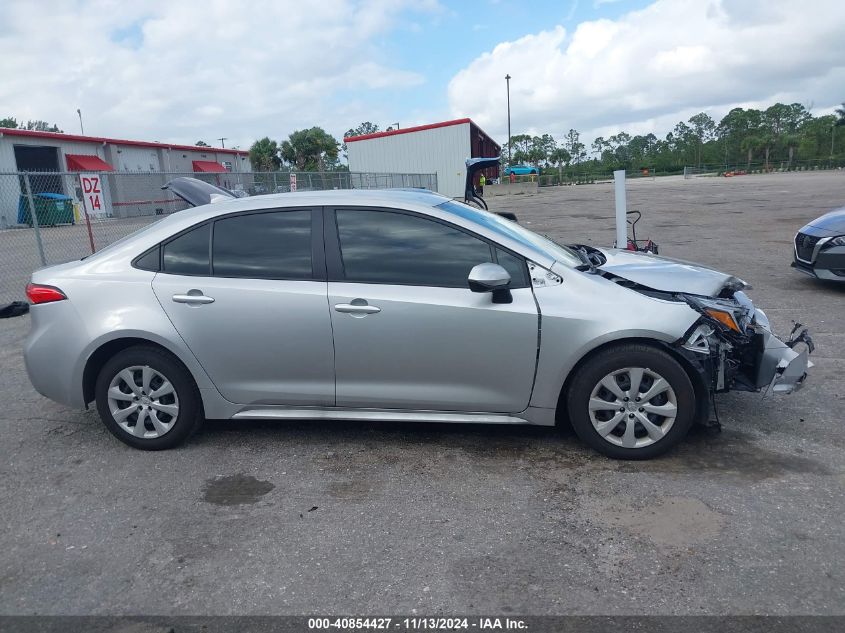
[{"left": 436, "top": 200, "right": 583, "bottom": 267}]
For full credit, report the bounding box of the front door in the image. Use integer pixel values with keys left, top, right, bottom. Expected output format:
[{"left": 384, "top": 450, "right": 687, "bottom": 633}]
[
  {"left": 326, "top": 207, "right": 539, "bottom": 413},
  {"left": 152, "top": 207, "right": 335, "bottom": 405}
]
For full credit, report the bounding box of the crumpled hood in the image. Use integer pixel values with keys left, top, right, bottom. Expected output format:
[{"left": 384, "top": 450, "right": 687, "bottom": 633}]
[{"left": 595, "top": 248, "right": 745, "bottom": 297}]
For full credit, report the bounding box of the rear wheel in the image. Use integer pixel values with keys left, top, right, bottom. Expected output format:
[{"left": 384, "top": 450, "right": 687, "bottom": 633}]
[
  {"left": 566, "top": 343, "right": 695, "bottom": 459},
  {"left": 95, "top": 346, "right": 203, "bottom": 450}
]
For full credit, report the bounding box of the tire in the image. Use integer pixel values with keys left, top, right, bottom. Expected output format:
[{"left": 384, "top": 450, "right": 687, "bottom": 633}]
[
  {"left": 95, "top": 345, "right": 204, "bottom": 450},
  {"left": 566, "top": 343, "right": 696, "bottom": 460}
]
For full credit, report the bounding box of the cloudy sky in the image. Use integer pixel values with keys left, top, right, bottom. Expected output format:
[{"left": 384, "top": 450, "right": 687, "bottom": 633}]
[{"left": 1, "top": 0, "right": 844, "bottom": 151}]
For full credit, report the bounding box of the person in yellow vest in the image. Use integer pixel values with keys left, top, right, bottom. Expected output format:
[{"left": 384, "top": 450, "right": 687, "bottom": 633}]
[{"left": 478, "top": 173, "right": 486, "bottom": 196}]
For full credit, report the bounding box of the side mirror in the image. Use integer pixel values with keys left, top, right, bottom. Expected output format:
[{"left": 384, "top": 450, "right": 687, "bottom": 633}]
[
  {"left": 468, "top": 263, "right": 510, "bottom": 291},
  {"left": 468, "top": 263, "right": 513, "bottom": 304}
]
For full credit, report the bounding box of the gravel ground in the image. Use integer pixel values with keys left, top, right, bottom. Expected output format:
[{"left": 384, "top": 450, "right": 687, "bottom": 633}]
[{"left": 0, "top": 171, "right": 843, "bottom": 616}]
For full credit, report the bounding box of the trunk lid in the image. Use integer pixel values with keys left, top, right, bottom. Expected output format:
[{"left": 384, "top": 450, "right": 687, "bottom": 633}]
[{"left": 162, "top": 177, "right": 236, "bottom": 207}]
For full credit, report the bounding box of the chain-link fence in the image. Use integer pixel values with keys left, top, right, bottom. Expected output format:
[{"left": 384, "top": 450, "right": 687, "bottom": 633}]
[{"left": 0, "top": 170, "right": 437, "bottom": 304}]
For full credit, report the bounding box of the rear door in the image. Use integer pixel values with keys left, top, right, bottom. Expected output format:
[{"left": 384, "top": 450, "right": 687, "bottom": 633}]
[
  {"left": 151, "top": 207, "right": 335, "bottom": 405},
  {"left": 325, "top": 207, "right": 539, "bottom": 413}
]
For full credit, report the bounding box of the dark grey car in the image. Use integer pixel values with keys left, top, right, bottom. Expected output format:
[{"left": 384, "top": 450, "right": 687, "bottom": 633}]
[{"left": 792, "top": 207, "right": 845, "bottom": 281}]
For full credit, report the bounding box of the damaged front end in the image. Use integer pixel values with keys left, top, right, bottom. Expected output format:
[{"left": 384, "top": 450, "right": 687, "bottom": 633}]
[
  {"left": 573, "top": 244, "right": 813, "bottom": 400},
  {"left": 678, "top": 290, "right": 813, "bottom": 396}
]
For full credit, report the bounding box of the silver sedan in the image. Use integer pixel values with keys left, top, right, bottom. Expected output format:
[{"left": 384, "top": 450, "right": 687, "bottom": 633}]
[{"left": 24, "top": 188, "right": 811, "bottom": 458}]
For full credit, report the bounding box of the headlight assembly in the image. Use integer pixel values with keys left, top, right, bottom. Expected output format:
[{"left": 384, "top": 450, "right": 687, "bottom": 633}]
[
  {"left": 703, "top": 307, "right": 742, "bottom": 332},
  {"left": 681, "top": 295, "right": 749, "bottom": 334},
  {"left": 827, "top": 235, "right": 845, "bottom": 247}
]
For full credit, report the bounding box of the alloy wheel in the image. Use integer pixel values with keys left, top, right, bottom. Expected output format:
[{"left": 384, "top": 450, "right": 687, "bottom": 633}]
[
  {"left": 587, "top": 366, "right": 678, "bottom": 449},
  {"left": 107, "top": 365, "right": 180, "bottom": 439}
]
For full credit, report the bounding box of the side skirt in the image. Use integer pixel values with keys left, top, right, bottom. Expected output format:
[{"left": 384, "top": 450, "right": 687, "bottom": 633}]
[{"left": 230, "top": 407, "right": 549, "bottom": 425}]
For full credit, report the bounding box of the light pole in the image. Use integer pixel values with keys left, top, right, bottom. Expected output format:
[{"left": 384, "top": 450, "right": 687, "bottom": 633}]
[
  {"left": 505, "top": 74, "right": 512, "bottom": 165},
  {"left": 218, "top": 137, "right": 227, "bottom": 148},
  {"left": 76, "top": 109, "right": 84, "bottom": 135}
]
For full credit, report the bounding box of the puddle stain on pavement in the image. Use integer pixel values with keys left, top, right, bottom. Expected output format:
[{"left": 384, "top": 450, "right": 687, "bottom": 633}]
[{"left": 202, "top": 473, "right": 274, "bottom": 506}]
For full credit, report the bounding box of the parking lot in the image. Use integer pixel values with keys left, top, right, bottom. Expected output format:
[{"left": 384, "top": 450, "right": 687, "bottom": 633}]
[{"left": 1, "top": 171, "right": 843, "bottom": 615}]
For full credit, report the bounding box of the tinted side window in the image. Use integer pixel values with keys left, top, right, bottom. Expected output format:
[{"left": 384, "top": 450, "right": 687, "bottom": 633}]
[
  {"left": 162, "top": 223, "right": 210, "bottom": 275},
  {"left": 496, "top": 248, "right": 529, "bottom": 288},
  {"left": 212, "top": 211, "right": 312, "bottom": 279},
  {"left": 336, "top": 209, "right": 493, "bottom": 287},
  {"left": 134, "top": 246, "right": 160, "bottom": 272}
]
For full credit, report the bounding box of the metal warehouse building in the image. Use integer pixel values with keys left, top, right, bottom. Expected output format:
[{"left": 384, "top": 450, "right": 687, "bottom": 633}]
[
  {"left": 345, "top": 118, "right": 500, "bottom": 199},
  {"left": 0, "top": 128, "right": 251, "bottom": 224},
  {"left": 0, "top": 128, "right": 250, "bottom": 177}
]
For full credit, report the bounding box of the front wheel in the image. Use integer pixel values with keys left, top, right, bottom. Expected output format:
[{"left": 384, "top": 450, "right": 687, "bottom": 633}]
[
  {"left": 566, "top": 343, "right": 696, "bottom": 459},
  {"left": 95, "top": 345, "right": 204, "bottom": 450}
]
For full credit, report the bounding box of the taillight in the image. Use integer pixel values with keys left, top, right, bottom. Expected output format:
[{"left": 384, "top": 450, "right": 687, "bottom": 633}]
[{"left": 26, "top": 283, "right": 67, "bottom": 305}]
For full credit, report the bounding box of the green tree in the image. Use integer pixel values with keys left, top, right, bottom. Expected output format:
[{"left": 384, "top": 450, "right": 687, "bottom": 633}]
[
  {"left": 342, "top": 121, "right": 380, "bottom": 159},
  {"left": 548, "top": 146, "right": 571, "bottom": 180},
  {"left": 344, "top": 121, "right": 380, "bottom": 138},
  {"left": 23, "top": 120, "right": 62, "bottom": 132},
  {"left": 740, "top": 134, "right": 765, "bottom": 170},
  {"left": 0, "top": 116, "right": 18, "bottom": 129},
  {"left": 563, "top": 129, "right": 586, "bottom": 164},
  {"left": 506, "top": 134, "right": 533, "bottom": 164},
  {"left": 591, "top": 137, "right": 607, "bottom": 159},
  {"left": 280, "top": 127, "right": 340, "bottom": 171},
  {"left": 783, "top": 132, "right": 801, "bottom": 168},
  {"left": 249, "top": 137, "right": 281, "bottom": 171},
  {"left": 195, "top": 140, "right": 210, "bottom": 147},
  {"left": 607, "top": 131, "right": 632, "bottom": 166},
  {"left": 799, "top": 114, "right": 839, "bottom": 159},
  {"left": 688, "top": 113, "right": 716, "bottom": 167},
  {"left": 837, "top": 103, "right": 845, "bottom": 126}
]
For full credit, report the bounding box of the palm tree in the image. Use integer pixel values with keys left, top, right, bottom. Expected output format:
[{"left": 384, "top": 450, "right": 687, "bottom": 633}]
[
  {"left": 249, "top": 137, "right": 281, "bottom": 172},
  {"left": 784, "top": 132, "right": 800, "bottom": 169},
  {"left": 836, "top": 102, "right": 845, "bottom": 127},
  {"left": 740, "top": 135, "right": 759, "bottom": 170},
  {"left": 548, "top": 147, "right": 571, "bottom": 182}
]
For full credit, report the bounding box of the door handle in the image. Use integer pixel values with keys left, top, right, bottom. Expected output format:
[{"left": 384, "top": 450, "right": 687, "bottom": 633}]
[
  {"left": 334, "top": 303, "right": 381, "bottom": 315},
  {"left": 172, "top": 292, "right": 215, "bottom": 305}
]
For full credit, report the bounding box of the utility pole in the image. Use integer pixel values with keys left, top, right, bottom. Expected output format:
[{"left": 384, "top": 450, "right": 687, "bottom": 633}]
[
  {"left": 218, "top": 137, "right": 227, "bottom": 148},
  {"left": 505, "top": 74, "right": 512, "bottom": 165},
  {"left": 77, "top": 109, "right": 84, "bottom": 135}
]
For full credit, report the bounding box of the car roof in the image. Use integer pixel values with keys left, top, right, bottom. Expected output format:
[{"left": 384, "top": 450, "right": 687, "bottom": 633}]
[
  {"left": 80, "top": 187, "right": 558, "bottom": 271},
  {"left": 139, "top": 187, "right": 448, "bottom": 228},
  {"left": 225, "top": 187, "right": 447, "bottom": 209}
]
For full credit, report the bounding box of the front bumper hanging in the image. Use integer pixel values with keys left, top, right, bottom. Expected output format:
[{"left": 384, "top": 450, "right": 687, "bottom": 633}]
[{"left": 761, "top": 323, "right": 813, "bottom": 395}]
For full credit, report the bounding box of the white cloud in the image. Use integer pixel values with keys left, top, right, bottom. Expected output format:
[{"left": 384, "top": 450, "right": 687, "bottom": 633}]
[
  {"left": 0, "top": 0, "right": 436, "bottom": 148},
  {"left": 448, "top": 0, "right": 845, "bottom": 144}
]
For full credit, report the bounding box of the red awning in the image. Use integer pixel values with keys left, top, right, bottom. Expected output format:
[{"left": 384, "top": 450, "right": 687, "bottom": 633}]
[
  {"left": 65, "top": 154, "right": 114, "bottom": 172},
  {"left": 192, "top": 160, "right": 227, "bottom": 173}
]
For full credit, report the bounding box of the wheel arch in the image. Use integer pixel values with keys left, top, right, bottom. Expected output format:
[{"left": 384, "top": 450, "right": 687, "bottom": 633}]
[
  {"left": 82, "top": 335, "right": 203, "bottom": 407},
  {"left": 554, "top": 336, "right": 711, "bottom": 427}
]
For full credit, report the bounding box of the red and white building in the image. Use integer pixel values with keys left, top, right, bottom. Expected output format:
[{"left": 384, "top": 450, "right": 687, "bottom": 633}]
[
  {"left": 0, "top": 128, "right": 250, "bottom": 178},
  {"left": 0, "top": 128, "right": 251, "bottom": 222},
  {"left": 345, "top": 118, "right": 500, "bottom": 199}
]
